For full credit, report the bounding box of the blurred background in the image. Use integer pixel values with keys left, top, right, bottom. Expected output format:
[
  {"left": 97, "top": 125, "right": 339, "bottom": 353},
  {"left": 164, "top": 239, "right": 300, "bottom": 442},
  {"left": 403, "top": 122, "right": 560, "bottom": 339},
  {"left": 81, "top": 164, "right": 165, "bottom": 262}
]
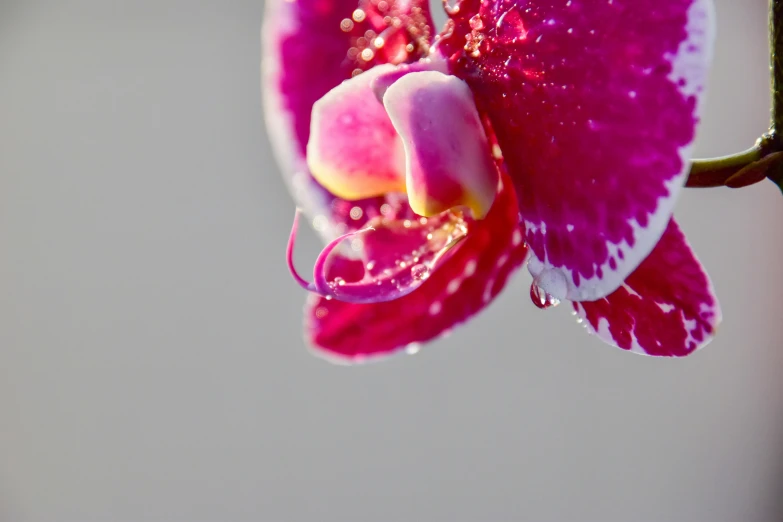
[{"left": 1, "top": 0, "right": 782, "bottom": 520}]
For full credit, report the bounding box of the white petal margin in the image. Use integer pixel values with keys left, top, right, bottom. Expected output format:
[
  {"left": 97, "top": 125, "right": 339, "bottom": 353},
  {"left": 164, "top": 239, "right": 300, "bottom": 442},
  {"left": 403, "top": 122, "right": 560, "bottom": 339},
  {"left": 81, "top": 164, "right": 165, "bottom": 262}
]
[{"left": 260, "top": 0, "right": 339, "bottom": 240}]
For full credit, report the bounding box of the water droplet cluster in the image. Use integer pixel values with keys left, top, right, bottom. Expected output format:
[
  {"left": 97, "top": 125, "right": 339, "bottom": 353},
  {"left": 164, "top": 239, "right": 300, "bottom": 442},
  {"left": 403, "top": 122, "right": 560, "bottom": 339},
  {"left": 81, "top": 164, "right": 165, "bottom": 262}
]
[{"left": 339, "top": 0, "right": 433, "bottom": 75}]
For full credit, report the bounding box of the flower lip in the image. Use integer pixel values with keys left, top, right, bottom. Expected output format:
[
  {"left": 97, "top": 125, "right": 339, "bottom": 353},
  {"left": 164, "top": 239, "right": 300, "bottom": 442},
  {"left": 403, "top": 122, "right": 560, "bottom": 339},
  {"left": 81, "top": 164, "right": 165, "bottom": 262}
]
[
  {"left": 286, "top": 208, "right": 471, "bottom": 304},
  {"left": 304, "top": 173, "right": 529, "bottom": 361}
]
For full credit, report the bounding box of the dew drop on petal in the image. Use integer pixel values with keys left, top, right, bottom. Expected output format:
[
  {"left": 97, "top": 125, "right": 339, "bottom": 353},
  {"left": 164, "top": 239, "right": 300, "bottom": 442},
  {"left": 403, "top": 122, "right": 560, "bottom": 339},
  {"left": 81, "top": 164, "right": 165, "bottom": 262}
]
[
  {"left": 411, "top": 263, "right": 430, "bottom": 281},
  {"left": 405, "top": 343, "right": 421, "bottom": 355},
  {"left": 530, "top": 281, "right": 560, "bottom": 310}
]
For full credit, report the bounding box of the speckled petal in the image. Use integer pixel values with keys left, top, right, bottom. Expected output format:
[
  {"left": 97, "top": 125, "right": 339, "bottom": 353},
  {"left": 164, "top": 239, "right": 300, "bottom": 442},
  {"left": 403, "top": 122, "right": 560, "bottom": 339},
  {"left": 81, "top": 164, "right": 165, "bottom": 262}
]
[
  {"left": 304, "top": 175, "right": 528, "bottom": 362},
  {"left": 442, "top": 0, "right": 715, "bottom": 301},
  {"left": 383, "top": 70, "right": 500, "bottom": 218},
  {"left": 573, "top": 219, "right": 720, "bottom": 357}
]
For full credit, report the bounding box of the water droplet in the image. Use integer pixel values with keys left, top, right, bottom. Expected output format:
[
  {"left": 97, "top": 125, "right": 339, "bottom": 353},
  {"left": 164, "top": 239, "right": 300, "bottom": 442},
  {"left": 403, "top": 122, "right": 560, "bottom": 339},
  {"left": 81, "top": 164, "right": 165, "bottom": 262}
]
[
  {"left": 411, "top": 264, "right": 430, "bottom": 281},
  {"left": 360, "top": 48, "right": 374, "bottom": 61},
  {"left": 340, "top": 18, "right": 354, "bottom": 32},
  {"left": 443, "top": 0, "right": 459, "bottom": 15},
  {"left": 495, "top": 6, "right": 528, "bottom": 43},
  {"left": 352, "top": 8, "right": 366, "bottom": 22},
  {"left": 312, "top": 215, "right": 328, "bottom": 232},
  {"left": 366, "top": 260, "right": 376, "bottom": 271},
  {"left": 332, "top": 277, "right": 346, "bottom": 287},
  {"left": 463, "top": 32, "right": 484, "bottom": 57},
  {"left": 469, "top": 14, "right": 484, "bottom": 31},
  {"left": 530, "top": 282, "right": 560, "bottom": 309},
  {"left": 405, "top": 343, "right": 421, "bottom": 355}
]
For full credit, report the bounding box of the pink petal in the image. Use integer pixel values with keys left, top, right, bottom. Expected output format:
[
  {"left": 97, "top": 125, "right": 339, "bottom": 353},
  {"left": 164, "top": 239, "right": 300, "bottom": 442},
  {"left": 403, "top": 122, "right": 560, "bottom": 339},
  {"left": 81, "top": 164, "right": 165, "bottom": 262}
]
[
  {"left": 305, "top": 175, "right": 529, "bottom": 362},
  {"left": 262, "top": 0, "right": 434, "bottom": 235},
  {"left": 383, "top": 70, "right": 499, "bottom": 218},
  {"left": 573, "top": 219, "right": 721, "bottom": 357},
  {"left": 442, "top": 0, "right": 715, "bottom": 301},
  {"left": 307, "top": 65, "right": 406, "bottom": 201}
]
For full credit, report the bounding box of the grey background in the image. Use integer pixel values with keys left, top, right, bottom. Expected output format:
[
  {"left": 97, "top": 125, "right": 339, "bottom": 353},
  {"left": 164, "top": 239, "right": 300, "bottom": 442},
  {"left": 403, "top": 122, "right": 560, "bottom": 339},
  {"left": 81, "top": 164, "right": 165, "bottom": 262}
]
[{"left": 1, "top": 0, "right": 782, "bottom": 521}]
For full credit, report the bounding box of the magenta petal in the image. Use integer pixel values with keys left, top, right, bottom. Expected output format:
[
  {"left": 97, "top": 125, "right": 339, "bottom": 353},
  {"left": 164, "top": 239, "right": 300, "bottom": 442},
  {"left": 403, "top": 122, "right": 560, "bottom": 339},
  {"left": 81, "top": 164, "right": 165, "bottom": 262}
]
[
  {"left": 305, "top": 175, "right": 529, "bottom": 362},
  {"left": 445, "top": 0, "right": 715, "bottom": 301},
  {"left": 573, "top": 219, "right": 721, "bottom": 357}
]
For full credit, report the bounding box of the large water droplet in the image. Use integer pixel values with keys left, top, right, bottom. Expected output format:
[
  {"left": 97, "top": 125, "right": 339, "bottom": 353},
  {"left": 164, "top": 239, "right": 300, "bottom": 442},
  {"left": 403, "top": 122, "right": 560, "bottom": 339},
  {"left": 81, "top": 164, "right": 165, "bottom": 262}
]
[
  {"left": 528, "top": 268, "right": 567, "bottom": 309},
  {"left": 405, "top": 343, "right": 421, "bottom": 354},
  {"left": 530, "top": 282, "right": 560, "bottom": 309},
  {"left": 495, "top": 6, "right": 528, "bottom": 43},
  {"left": 469, "top": 14, "right": 484, "bottom": 31}
]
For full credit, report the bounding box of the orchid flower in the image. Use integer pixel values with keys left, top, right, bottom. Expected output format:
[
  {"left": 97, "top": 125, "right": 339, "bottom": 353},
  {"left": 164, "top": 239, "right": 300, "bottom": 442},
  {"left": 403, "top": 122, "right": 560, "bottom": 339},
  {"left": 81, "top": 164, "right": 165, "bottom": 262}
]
[{"left": 262, "top": 0, "right": 721, "bottom": 361}]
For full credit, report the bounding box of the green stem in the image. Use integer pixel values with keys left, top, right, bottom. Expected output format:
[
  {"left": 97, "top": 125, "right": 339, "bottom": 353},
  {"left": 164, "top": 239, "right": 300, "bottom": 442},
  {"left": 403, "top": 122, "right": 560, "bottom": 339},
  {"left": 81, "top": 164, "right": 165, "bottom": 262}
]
[
  {"left": 686, "top": 0, "right": 783, "bottom": 191},
  {"left": 686, "top": 145, "right": 763, "bottom": 188},
  {"left": 770, "top": 0, "right": 783, "bottom": 192}
]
